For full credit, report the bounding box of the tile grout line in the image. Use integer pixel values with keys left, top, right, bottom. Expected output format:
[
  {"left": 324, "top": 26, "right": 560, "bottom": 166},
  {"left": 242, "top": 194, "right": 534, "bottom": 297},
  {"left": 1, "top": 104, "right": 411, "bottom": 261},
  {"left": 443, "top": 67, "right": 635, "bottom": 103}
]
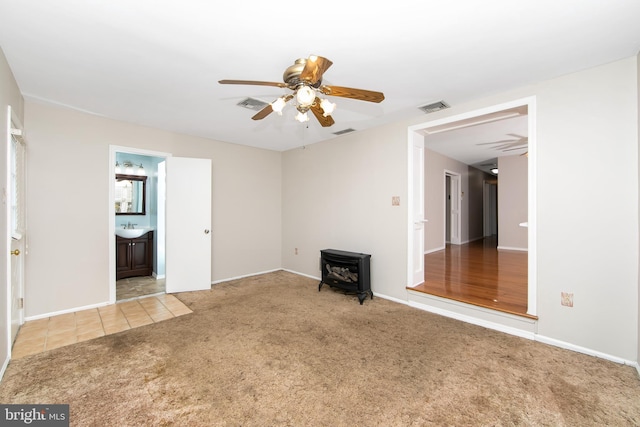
[{"left": 14, "top": 295, "right": 191, "bottom": 359}]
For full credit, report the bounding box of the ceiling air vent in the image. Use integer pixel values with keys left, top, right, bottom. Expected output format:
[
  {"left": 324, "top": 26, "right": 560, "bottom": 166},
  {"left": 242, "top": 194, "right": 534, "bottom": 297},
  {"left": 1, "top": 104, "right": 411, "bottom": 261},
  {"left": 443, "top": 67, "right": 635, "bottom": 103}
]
[
  {"left": 418, "top": 101, "right": 450, "bottom": 114},
  {"left": 237, "top": 97, "right": 269, "bottom": 111},
  {"left": 333, "top": 128, "right": 356, "bottom": 136}
]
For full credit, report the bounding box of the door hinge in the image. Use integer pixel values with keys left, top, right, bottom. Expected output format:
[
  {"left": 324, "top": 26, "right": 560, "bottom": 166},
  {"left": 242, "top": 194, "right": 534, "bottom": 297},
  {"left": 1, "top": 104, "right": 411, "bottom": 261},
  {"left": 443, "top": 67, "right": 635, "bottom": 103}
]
[{"left": 19, "top": 298, "right": 24, "bottom": 309}]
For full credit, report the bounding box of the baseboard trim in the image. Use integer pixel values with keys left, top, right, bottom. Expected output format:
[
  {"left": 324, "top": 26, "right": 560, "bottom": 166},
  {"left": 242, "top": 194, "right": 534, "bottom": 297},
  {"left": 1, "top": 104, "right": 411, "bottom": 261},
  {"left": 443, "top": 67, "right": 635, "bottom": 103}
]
[
  {"left": 281, "top": 269, "right": 320, "bottom": 282},
  {"left": 211, "top": 268, "right": 283, "bottom": 285},
  {"left": 497, "top": 245, "right": 528, "bottom": 252},
  {"left": 24, "top": 300, "right": 113, "bottom": 322},
  {"left": 534, "top": 334, "right": 637, "bottom": 367},
  {"left": 424, "top": 246, "right": 445, "bottom": 255},
  {"left": 406, "top": 292, "right": 640, "bottom": 366},
  {"left": 0, "top": 353, "right": 9, "bottom": 383},
  {"left": 407, "top": 296, "right": 536, "bottom": 340},
  {"left": 373, "top": 292, "right": 409, "bottom": 306}
]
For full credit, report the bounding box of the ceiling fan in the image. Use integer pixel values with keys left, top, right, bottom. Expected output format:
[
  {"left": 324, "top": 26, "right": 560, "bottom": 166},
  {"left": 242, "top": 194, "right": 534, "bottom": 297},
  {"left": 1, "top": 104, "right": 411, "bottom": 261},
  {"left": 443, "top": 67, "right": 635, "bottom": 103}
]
[
  {"left": 477, "top": 133, "right": 529, "bottom": 156},
  {"left": 219, "top": 55, "right": 385, "bottom": 127},
  {"left": 477, "top": 133, "right": 527, "bottom": 150}
]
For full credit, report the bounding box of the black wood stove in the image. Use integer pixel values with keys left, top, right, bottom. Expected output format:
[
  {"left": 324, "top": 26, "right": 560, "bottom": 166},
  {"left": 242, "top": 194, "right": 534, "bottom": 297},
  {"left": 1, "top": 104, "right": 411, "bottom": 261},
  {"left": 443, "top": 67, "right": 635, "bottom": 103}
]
[{"left": 318, "top": 249, "right": 372, "bottom": 305}]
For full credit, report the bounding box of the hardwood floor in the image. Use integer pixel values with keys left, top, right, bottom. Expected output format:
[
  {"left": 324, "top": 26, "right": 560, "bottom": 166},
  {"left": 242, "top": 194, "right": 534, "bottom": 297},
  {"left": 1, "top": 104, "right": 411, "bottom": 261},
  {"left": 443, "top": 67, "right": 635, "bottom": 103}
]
[{"left": 411, "top": 236, "right": 534, "bottom": 318}]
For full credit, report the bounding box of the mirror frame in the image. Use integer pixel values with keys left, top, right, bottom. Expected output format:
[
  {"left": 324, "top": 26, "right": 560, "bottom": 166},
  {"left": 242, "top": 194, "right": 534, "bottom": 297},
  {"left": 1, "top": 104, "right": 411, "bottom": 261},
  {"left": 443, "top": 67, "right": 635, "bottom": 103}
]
[{"left": 115, "top": 174, "right": 147, "bottom": 216}]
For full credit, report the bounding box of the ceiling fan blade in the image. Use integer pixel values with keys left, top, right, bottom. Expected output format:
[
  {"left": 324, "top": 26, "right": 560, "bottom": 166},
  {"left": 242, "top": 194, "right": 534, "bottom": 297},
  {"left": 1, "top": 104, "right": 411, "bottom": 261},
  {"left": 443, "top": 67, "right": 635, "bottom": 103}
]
[
  {"left": 310, "top": 99, "right": 335, "bottom": 127},
  {"left": 251, "top": 94, "right": 293, "bottom": 121},
  {"left": 477, "top": 139, "right": 518, "bottom": 146},
  {"left": 251, "top": 104, "right": 273, "bottom": 120},
  {"left": 320, "top": 85, "right": 385, "bottom": 103},
  {"left": 219, "top": 79, "right": 288, "bottom": 88},
  {"left": 299, "top": 55, "right": 333, "bottom": 85}
]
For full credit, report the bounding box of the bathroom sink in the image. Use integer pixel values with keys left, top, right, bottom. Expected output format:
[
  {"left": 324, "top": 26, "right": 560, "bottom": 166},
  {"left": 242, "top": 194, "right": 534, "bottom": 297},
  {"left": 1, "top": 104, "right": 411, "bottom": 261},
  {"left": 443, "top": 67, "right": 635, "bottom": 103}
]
[{"left": 115, "top": 228, "right": 151, "bottom": 239}]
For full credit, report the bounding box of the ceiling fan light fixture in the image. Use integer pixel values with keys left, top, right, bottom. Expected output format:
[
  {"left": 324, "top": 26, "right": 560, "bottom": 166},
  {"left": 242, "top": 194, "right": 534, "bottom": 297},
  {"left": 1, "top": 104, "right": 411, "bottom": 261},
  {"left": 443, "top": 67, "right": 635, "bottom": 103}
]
[
  {"left": 295, "top": 111, "right": 310, "bottom": 123},
  {"left": 295, "top": 85, "right": 316, "bottom": 107},
  {"left": 271, "top": 97, "right": 286, "bottom": 115},
  {"left": 219, "top": 55, "right": 384, "bottom": 127},
  {"left": 320, "top": 98, "right": 336, "bottom": 117}
]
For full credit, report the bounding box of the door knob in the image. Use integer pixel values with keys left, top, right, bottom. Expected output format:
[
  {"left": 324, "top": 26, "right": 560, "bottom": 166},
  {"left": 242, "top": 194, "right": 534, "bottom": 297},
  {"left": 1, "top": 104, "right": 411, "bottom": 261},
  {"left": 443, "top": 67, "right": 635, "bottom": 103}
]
[
  {"left": 204, "top": 229, "right": 210, "bottom": 234},
  {"left": 11, "top": 249, "right": 20, "bottom": 256}
]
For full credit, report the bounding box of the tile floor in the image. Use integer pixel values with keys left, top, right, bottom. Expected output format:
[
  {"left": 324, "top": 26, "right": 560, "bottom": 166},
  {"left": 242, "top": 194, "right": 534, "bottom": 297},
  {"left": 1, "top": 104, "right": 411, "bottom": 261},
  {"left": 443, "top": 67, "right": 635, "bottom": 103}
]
[
  {"left": 11, "top": 294, "right": 192, "bottom": 359},
  {"left": 116, "top": 276, "right": 165, "bottom": 300}
]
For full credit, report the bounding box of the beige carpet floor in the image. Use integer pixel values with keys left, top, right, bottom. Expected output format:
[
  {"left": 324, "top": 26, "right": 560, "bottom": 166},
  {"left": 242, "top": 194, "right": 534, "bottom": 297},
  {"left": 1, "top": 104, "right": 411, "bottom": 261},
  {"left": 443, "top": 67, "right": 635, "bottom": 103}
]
[{"left": 0, "top": 270, "right": 638, "bottom": 426}]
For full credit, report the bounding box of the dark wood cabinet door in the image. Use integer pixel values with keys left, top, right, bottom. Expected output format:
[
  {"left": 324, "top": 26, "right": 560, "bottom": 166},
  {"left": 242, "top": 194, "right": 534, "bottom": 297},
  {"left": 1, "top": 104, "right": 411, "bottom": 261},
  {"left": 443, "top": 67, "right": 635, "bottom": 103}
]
[
  {"left": 130, "top": 238, "right": 149, "bottom": 270},
  {"left": 116, "top": 238, "right": 132, "bottom": 274}
]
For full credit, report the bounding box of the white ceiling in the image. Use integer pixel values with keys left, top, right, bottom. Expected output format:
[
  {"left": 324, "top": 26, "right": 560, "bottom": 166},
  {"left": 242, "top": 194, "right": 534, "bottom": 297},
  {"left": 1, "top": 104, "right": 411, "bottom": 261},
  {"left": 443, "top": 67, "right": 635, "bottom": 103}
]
[
  {"left": 0, "top": 1, "right": 639, "bottom": 155},
  {"left": 422, "top": 107, "right": 529, "bottom": 174}
]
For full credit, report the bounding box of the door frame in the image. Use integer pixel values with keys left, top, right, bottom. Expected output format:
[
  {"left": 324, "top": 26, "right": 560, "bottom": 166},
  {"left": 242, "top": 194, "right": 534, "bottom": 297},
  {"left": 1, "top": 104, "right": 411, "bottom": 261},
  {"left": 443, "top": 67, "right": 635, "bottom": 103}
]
[
  {"left": 409, "top": 133, "right": 425, "bottom": 287},
  {"left": 108, "top": 145, "right": 171, "bottom": 303},
  {"left": 6, "top": 105, "right": 25, "bottom": 346},
  {"left": 444, "top": 170, "right": 462, "bottom": 245},
  {"left": 407, "top": 96, "right": 537, "bottom": 316}
]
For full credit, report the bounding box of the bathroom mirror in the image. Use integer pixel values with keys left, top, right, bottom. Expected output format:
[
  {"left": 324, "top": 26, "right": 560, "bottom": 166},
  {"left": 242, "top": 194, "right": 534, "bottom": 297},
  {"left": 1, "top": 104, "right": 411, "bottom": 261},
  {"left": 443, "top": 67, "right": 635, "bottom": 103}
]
[{"left": 115, "top": 174, "right": 147, "bottom": 215}]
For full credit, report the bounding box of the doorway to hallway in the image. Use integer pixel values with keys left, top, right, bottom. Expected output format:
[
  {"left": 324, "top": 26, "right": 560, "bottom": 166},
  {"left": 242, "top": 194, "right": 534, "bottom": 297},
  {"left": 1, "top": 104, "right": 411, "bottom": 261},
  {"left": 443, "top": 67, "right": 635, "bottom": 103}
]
[{"left": 407, "top": 97, "right": 537, "bottom": 318}]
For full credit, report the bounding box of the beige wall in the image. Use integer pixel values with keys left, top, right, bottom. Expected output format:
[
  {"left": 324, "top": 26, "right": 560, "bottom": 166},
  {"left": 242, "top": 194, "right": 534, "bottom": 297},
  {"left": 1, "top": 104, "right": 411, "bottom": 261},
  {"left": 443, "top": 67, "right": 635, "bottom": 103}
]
[
  {"left": 497, "top": 154, "right": 528, "bottom": 250},
  {"left": 24, "top": 101, "right": 282, "bottom": 318},
  {"left": 281, "top": 121, "right": 409, "bottom": 301},
  {"left": 0, "top": 47, "right": 24, "bottom": 368},
  {"left": 423, "top": 148, "right": 470, "bottom": 251},
  {"left": 284, "top": 56, "right": 638, "bottom": 361},
  {"left": 534, "top": 57, "right": 637, "bottom": 360}
]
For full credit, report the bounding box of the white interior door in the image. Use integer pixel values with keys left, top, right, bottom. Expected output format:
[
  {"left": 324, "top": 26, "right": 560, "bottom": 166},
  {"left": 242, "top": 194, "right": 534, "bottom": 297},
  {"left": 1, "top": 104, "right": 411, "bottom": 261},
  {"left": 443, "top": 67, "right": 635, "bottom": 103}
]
[
  {"left": 447, "top": 172, "right": 462, "bottom": 245},
  {"left": 165, "top": 157, "right": 212, "bottom": 293},
  {"left": 411, "top": 137, "right": 425, "bottom": 286},
  {"left": 8, "top": 111, "right": 25, "bottom": 344}
]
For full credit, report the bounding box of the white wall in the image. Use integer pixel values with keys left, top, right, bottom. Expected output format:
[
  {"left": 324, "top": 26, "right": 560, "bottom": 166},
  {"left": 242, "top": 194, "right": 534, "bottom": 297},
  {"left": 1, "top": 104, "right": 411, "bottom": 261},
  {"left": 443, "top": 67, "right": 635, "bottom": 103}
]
[
  {"left": 24, "top": 101, "right": 282, "bottom": 318},
  {"left": 534, "top": 57, "right": 638, "bottom": 360},
  {"left": 497, "top": 154, "right": 528, "bottom": 250},
  {"left": 284, "top": 56, "right": 639, "bottom": 362},
  {"left": 281, "top": 121, "right": 409, "bottom": 301},
  {"left": 0, "top": 47, "right": 24, "bottom": 372}
]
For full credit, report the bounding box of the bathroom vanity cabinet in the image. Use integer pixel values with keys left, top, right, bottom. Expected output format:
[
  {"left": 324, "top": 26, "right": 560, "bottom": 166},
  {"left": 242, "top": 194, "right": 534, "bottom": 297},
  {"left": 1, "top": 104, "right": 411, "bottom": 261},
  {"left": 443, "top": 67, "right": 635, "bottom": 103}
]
[{"left": 116, "top": 231, "right": 154, "bottom": 280}]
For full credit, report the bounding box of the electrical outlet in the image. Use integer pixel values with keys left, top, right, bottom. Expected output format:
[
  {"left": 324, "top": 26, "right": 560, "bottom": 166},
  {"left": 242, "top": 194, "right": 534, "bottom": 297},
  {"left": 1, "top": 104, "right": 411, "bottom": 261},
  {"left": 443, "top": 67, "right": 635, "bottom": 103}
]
[
  {"left": 561, "top": 292, "right": 573, "bottom": 307},
  {"left": 392, "top": 196, "right": 400, "bottom": 206}
]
